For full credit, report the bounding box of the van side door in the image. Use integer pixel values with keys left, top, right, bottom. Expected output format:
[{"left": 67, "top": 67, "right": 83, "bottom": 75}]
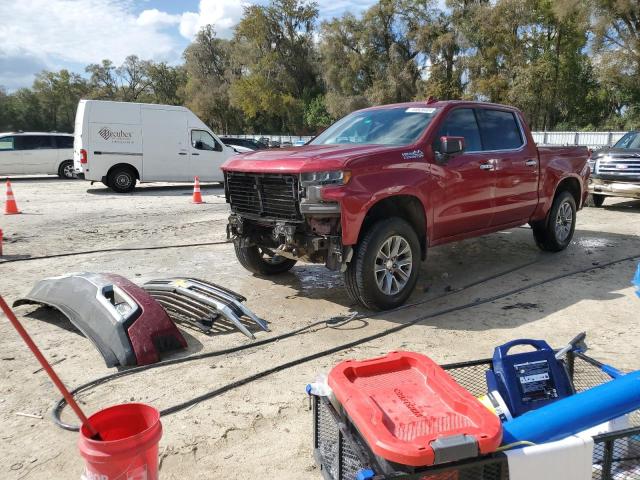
[
  {"left": 0, "top": 136, "right": 22, "bottom": 174},
  {"left": 190, "top": 130, "right": 227, "bottom": 181},
  {"left": 475, "top": 108, "right": 539, "bottom": 226},
  {"left": 17, "top": 135, "right": 56, "bottom": 174},
  {"left": 141, "top": 108, "right": 190, "bottom": 181}
]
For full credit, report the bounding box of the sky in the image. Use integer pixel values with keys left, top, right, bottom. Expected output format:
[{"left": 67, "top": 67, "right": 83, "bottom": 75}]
[{"left": 0, "top": 0, "right": 378, "bottom": 91}]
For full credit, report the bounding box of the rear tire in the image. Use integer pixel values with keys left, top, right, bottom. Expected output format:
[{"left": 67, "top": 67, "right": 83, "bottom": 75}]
[
  {"left": 58, "top": 160, "right": 75, "bottom": 179},
  {"left": 107, "top": 166, "right": 137, "bottom": 193},
  {"left": 234, "top": 244, "right": 297, "bottom": 275},
  {"left": 590, "top": 194, "right": 606, "bottom": 207},
  {"left": 531, "top": 191, "right": 576, "bottom": 252},
  {"left": 344, "top": 217, "right": 420, "bottom": 310}
]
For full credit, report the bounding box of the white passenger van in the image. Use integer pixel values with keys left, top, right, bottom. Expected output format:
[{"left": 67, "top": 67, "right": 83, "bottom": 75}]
[
  {"left": 73, "top": 100, "right": 233, "bottom": 192},
  {"left": 0, "top": 132, "right": 75, "bottom": 178}
]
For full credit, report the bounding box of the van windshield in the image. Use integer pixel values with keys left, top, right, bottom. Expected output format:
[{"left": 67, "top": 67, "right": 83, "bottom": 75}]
[
  {"left": 310, "top": 107, "right": 439, "bottom": 147},
  {"left": 613, "top": 131, "right": 640, "bottom": 150}
]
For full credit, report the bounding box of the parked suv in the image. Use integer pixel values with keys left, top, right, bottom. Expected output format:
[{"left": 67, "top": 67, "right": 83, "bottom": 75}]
[
  {"left": 0, "top": 132, "right": 75, "bottom": 178},
  {"left": 588, "top": 131, "right": 640, "bottom": 206},
  {"left": 222, "top": 100, "right": 590, "bottom": 310}
]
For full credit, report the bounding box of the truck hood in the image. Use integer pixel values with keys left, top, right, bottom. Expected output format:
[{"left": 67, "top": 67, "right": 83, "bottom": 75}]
[
  {"left": 594, "top": 147, "right": 640, "bottom": 158},
  {"left": 221, "top": 144, "right": 396, "bottom": 174}
]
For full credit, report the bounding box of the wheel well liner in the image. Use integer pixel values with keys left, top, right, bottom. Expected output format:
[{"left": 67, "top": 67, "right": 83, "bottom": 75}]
[
  {"left": 555, "top": 177, "right": 581, "bottom": 207},
  {"left": 108, "top": 163, "right": 140, "bottom": 180},
  {"left": 360, "top": 195, "right": 427, "bottom": 260}
]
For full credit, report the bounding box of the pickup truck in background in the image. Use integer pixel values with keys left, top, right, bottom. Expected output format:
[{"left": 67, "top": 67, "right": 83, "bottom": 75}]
[
  {"left": 222, "top": 100, "right": 590, "bottom": 310},
  {"left": 588, "top": 130, "right": 640, "bottom": 207}
]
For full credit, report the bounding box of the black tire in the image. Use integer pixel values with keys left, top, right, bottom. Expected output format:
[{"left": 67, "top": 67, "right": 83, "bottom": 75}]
[
  {"left": 234, "top": 244, "right": 297, "bottom": 275},
  {"left": 107, "top": 166, "right": 137, "bottom": 193},
  {"left": 57, "top": 160, "right": 75, "bottom": 179},
  {"left": 344, "top": 217, "right": 420, "bottom": 311},
  {"left": 590, "top": 194, "right": 606, "bottom": 207},
  {"left": 531, "top": 191, "right": 577, "bottom": 252}
]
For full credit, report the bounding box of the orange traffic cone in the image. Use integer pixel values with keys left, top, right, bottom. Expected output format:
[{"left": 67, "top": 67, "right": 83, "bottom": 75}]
[
  {"left": 191, "top": 176, "right": 204, "bottom": 204},
  {"left": 4, "top": 179, "right": 21, "bottom": 215}
]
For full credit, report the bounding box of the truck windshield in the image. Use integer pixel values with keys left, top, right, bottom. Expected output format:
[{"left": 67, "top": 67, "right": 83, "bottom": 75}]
[
  {"left": 613, "top": 131, "right": 640, "bottom": 149},
  {"left": 310, "top": 107, "right": 439, "bottom": 147}
]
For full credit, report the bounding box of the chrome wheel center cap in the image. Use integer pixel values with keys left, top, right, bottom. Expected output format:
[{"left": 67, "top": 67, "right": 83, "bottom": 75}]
[{"left": 385, "top": 259, "right": 394, "bottom": 270}]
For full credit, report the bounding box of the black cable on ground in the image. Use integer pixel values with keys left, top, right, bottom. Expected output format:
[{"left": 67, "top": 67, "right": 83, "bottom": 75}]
[
  {"left": 0, "top": 240, "right": 230, "bottom": 265},
  {"left": 53, "top": 252, "right": 640, "bottom": 430}
]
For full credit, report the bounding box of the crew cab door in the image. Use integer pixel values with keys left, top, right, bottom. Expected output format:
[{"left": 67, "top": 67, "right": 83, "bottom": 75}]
[
  {"left": 430, "top": 107, "right": 497, "bottom": 240},
  {"left": 475, "top": 108, "right": 539, "bottom": 226},
  {"left": 189, "top": 130, "right": 226, "bottom": 181}
]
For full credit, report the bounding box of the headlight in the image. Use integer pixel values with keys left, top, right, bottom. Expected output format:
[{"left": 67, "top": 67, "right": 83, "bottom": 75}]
[{"left": 300, "top": 170, "right": 351, "bottom": 186}]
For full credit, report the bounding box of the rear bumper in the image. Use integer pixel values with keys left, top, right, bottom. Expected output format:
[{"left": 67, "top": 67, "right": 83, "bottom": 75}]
[{"left": 588, "top": 177, "right": 640, "bottom": 199}]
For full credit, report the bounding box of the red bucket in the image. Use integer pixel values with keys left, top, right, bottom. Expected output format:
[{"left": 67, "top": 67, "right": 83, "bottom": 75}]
[{"left": 78, "top": 403, "right": 162, "bottom": 480}]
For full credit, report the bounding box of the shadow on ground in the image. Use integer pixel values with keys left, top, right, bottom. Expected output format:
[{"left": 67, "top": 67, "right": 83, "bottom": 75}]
[
  {"left": 86, "top": 183, "right": 225, "bottom": 197},
  {"left": 263, "top": 227, "right": 640, "bottom": 332}
]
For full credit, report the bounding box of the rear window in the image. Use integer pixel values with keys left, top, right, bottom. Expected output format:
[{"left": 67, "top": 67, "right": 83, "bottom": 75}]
[
  {"left": 17, "top": 135, "right": 54, "bottom": 150},
  {"left": 477, "top": 109, "right": 523, "bottom": 150},
  {"left": 55, "top": 136, "right": 74, "bottom": 149},
  {"left": 0, "top": 136, "right": 14, "bottom": 150}
]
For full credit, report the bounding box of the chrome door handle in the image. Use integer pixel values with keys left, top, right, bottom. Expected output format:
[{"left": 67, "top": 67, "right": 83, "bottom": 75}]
[
  {"left": 479, "top": 163, "right": 495, "bottom": 170},
  {"left": 525, "top": 159, "right": 537, "bottom": 167}
]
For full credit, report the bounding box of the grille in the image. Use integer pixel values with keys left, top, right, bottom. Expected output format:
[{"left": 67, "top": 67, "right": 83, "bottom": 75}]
[
  {"left": 226, "top": 172, "right": 301, "bottom": 220},
  {"left": 596, "top": 156, "right": 640, "bottom": 177}
]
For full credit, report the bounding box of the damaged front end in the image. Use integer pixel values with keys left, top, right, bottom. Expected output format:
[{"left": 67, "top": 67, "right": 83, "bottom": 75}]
[{"left": 225, "top": 171, "right": 353, "bottom": 271}]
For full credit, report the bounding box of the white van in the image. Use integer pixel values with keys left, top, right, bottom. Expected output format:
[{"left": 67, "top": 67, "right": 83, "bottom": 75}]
[
  {"left": 0, "top": 132, "right": 75, "bottom": 178},
  {"left": 73, "top": 100, "right": 234, "bottom": 192}
]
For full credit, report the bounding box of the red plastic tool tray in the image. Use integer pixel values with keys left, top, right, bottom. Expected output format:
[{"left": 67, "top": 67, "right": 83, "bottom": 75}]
[{"left": 328, "top": 351, "right": 502, "bottom": 467}]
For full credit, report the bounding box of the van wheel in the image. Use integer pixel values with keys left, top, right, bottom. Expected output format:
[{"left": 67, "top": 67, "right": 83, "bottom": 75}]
[
  {"left": 58, "top": 160, "right": 75, "bottom": 179},
  {"left": 108, "top": 167, "right": 137, "bottom": 193},
  {"left": 234, "top": 244, "right": 297, "bottom": 275},
  {"left": 531, "top": 191, "right": 576, "bottom": 252},
  {"left": 345, "top": 217, "right": 420, "bottom": 310}
]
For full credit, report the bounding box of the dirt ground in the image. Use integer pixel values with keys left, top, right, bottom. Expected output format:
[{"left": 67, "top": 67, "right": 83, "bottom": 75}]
[{"left": 1, "top": 176, "right": 639, "bottom": 479}]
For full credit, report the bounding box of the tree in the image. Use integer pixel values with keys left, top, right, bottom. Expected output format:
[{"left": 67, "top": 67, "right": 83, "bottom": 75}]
[
  {"left": 183, "top": 25, "right": 243, "bottom": 133},
  {"left": 33, "top": 70, "right": 89, "bottom": 132},
  {"left": 230, "top": 0, "right": 320, "bottom": 132}
]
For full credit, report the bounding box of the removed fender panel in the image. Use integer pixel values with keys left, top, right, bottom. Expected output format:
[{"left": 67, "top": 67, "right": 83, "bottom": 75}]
[{"left": 14, "top": 273, "right": 186, "bottom": 367}]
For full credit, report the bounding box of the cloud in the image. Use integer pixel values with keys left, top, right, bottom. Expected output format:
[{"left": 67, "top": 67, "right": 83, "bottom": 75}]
[
  {"left": 0, "top": 0, "right": 182, "bottom": 68},
  {"left": 178, "top": 0, "right": 248, "bottom": 39},
  {"left": 0, "top": 50, "right": 50, "bottom": 90}
]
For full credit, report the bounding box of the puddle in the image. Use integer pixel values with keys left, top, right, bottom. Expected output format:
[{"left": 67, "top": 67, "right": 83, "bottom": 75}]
[
  {"left": 293, "top": 266, "right": 344, "bottom": 290},
  {"left": 575, "top": 238, "right": 615, "bottom": 249}
]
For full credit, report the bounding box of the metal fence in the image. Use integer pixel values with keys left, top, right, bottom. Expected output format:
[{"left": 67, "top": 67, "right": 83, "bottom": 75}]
[{"left": 229, "top": 132, "right": 628, "bottom": 148}]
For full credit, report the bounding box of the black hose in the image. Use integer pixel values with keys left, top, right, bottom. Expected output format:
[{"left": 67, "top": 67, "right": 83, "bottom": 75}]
[
  {"left": 52, "top": 252, "right": 640, "bottom": 430},
  {"left": 0, "top": 240, "right": 230, "bottom": 264}
]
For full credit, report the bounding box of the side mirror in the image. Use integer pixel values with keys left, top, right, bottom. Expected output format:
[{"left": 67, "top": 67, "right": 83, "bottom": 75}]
[
  {"left": 441, "top": 136, "right": 464, "bottom": 155},
  {"left": 435, "top": 136, "right": 464, "bottom": 164},
  {"left": 214, "top": 141, "right": 223, "bottom": 152}
]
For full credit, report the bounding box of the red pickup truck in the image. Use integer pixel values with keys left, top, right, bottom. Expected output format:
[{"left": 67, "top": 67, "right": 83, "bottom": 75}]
[{"left": 222, "top": 100, "right": 590, "bottom": 310}]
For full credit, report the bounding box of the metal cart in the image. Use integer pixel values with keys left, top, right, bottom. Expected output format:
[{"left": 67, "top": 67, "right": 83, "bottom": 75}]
[{"left": 312, "top": 351, "right": 640, "bottom": 480}]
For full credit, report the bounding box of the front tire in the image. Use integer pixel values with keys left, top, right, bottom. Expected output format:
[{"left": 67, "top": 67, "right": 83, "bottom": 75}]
[
  {"left": 58, "top": 160, "right": 75, "bottom": 179},
  {"left": 345, "top": 217, "right": 420, "bottom": 310},
  {"left": 234, "top": 244, "right": 297, "bottom": 275},
  {"left": 108, "top": 166, "right": 137, "bottom": 193},
  {"left": 531, "top": 191, "right": 576, "bottom": 252}
]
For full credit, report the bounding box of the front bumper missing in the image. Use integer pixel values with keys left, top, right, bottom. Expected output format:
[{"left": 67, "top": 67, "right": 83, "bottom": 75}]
[{"left": 589, "top": 178, "right": 640, "bottom": 199}]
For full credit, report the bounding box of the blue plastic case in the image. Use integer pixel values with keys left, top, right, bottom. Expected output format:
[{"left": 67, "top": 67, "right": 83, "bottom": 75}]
[{"left": 487, "top": 339, "right": 574, "bottom": 418}]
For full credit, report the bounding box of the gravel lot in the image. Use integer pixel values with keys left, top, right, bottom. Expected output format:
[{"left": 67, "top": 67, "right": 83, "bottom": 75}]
[{"left": 1, "top": 176, "right": 639, "bottom": 479}]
